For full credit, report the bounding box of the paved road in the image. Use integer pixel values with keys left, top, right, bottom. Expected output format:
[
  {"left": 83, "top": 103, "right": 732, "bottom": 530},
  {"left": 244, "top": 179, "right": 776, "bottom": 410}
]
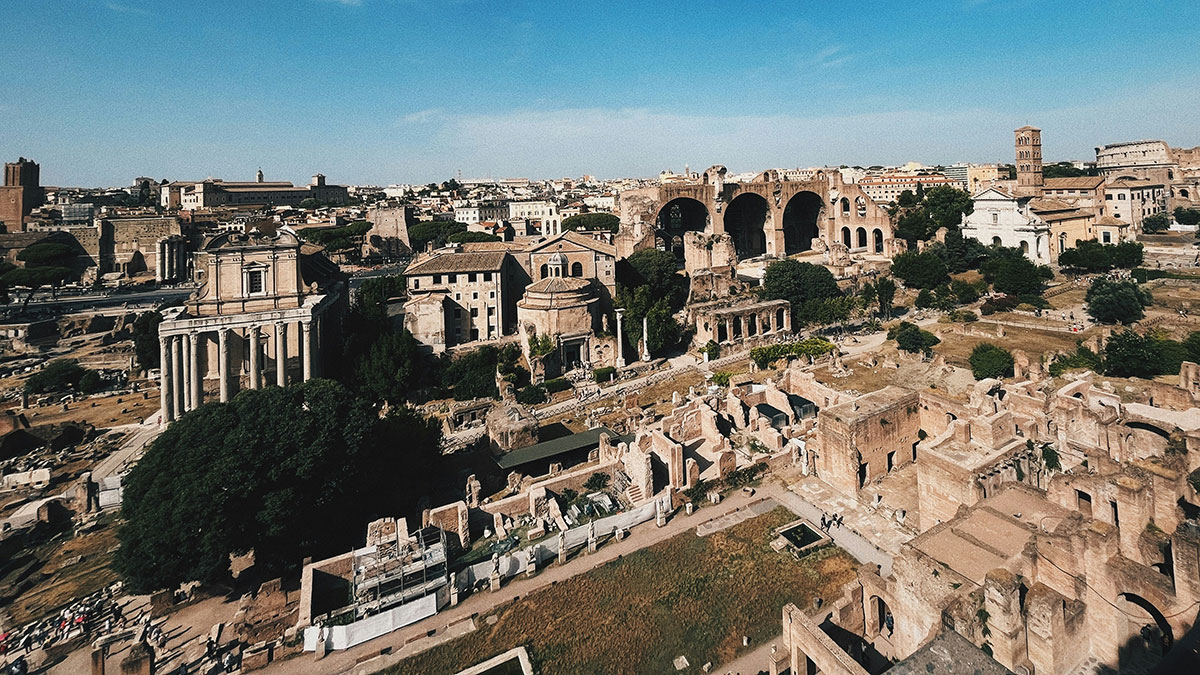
[
  {"left": 92, "top": 413, "right": 164, "bottom": 481},
  {"left": 11, "top": 286, "right": 194, "bottom": 318}
]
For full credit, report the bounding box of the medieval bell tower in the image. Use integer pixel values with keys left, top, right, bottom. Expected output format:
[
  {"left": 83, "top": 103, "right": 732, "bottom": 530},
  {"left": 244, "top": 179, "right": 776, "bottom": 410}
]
[{"left": 1014, "top": 125, "right": 1043, "bottom": 198}]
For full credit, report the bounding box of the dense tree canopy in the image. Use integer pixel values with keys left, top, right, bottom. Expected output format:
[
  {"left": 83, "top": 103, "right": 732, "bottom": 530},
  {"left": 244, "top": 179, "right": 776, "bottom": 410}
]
[
  {"left": 1057, "top": 240, "right": 1143, "bottom": 272},
  {"left": 298, "top": 221, "right": 372, "bottom": 253},
  {"left": 25, "top": 358, "right": 103, "bottom": 395},
  {"left": 562, "top": 213, "right": 619, "bottom": 232},
  {"left": 1103, "top": 330, "right": 1175, "bottom": 379},
  {"left": 980, "top": 247, "right": 1051, "bottom": 297},
  {"left": 890, "top": 186, "right": 973, "bottom": 244},
  {"left": 888, "top": 321, "right": 940, "bottom": 354},
  {"left": 616, "top": 249, "right": 687, "bottom": 356},
  {"left": 1174, "top": 207, "right": 1200, "bottom": 226},
  {"left": 1142, "top": 213, "right": 1171, "bottom": 233},
  {"left": 446, "top": 231, "right": 501, "bottom": 244},
  {"left": 132, "top": 311, "right": 163, "bottom": 371},
  {"left": 408, "top": 221, "right": 467, "bottom": 251},
  {"left": 969, "top": 343, "right": 1014, "bottom": 380},
  {"left": 762, "top": 259, "right": 843, "bottom": 326},
  {"left": 1085, "top": 278, "right": 1152, "bottom": 324},
  {"left": 890, "top": 250, "right": 949, "bottom": 289},
  {"left": 116, "top": 379, "right": 442, "bottom": 592}
]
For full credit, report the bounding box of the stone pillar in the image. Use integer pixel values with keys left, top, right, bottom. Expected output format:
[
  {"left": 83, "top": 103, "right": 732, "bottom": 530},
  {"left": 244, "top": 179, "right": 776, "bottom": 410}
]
[
  {"left": 218, "top": 328, "right": 231, "bottom": 402},
  {"left": 171, "top": 335, "right": 184, "bottom": 418},
  {"left": 249, "top": 326, "right": 261, "bottom": 390},
  {"left": 640, "top": 315, "right": 651, "bottom": 361},
  {"left": 167, "top": 240, "right": 176, "bottom": 280},
  {"left": 180, "top": 334, "right": 193, "bottom": 412},
  {"left": 614, "top": 309, "right": 626, "bottom": 368},
  {"left": 159, "top": 336, "right": 173, "bottom": 424},
  {"left": 188, "top": 332, "right": 201, "bottom": 409},
  {"left": 155, "top": 240, "right": 165, "bottom": 283},
  {"left": 301, "top": 321, "right": 313, "bottom": 382},
  {"left": 275, "top": 322, "right": 288, "bottom": 387}
]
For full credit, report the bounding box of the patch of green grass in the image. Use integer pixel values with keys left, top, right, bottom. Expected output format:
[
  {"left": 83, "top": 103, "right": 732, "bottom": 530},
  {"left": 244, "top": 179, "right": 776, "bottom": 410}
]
[{"left": 385, "top": 507, "right": 855, "bottom": 674}]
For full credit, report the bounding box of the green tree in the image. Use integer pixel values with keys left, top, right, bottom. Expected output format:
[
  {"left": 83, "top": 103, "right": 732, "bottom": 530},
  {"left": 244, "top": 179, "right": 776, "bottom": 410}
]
[
  {"left": 116, "top": 380, "right": 442, "bottom": 592},
  {"left": 762, "top": 259, "right": 841, "bottom": 324},
  {"left": 934, "top": 227, "right": 991, "bottom": 273},
  {"left": 132, "top": 311, "right": 163, "bottom": 371},
  {"left": 355, "top": 330, "right": 426, "bottom": 404},
  {"left": 408, "top": 221, "right": 467, "bottom": 251},
  {"left": 897, "top": 190, "right": 918, "bottom": 208},
  {"left": 299, "top": 197, "right": 321, "bottom": 209},
  {"left": 1173, "top": 207, "right": 1200, "bottom": 226},
  {"left": 951, "top": 279, "right": 980, "bottom": 304},
  {"left": 561, "top": 213, "right": 619, "bottom": 232},
  {"left": 969, "top": 343, "right": 1014, "bottom": 380},
  {"left": 891, "top": 250, "right": 949, "bottom": 289},
  {"left": 923, "top": 185, "right": 973, "bottom": 232},
  {"left": 1085, "top": 278, "right": 1151, "bottom": 324},
  {"left": 1142, "top": 213, "right": 1171, "bottom": 233},
  {"left": 25, "top": 358, "right": 90, "bottom": 394},
  {"left": 980, "top": 247, "right": 1050, "bottom": 296},
  {"left": 1184, "top": 331, "right": 1200, "bottom": 364},
  {"left": 915, "top": 288, "right": 936, "bottom": 309},
  {"left": 446, "top": 231, "right": 501, "bottom": 244},
  {"left": 875, "top": 277, "right": 897, "bottom": 318},
  {"left": 894, "top": 208, "right": 933, "bottom": 244},
  {"left": 888, "top": 321, "right": 940, "bottom": 354},
  {"left": 1103, "top": 330, "right": 1169, "bottom": 378},
  {"left": 17, "top": 242, "right": 76, "bottom": 267}
]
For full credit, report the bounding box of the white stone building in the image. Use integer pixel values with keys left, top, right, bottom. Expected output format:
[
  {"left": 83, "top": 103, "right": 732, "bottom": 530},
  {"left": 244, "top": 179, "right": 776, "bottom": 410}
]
[{"left": 960, "top": 187, "right": 1051, "bottom": 264}]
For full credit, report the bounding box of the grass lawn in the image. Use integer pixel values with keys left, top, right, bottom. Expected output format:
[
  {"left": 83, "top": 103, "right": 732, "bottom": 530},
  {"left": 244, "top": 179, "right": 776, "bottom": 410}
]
[{"left": 384, "top": 507, "right": 855, "bottom": 675}]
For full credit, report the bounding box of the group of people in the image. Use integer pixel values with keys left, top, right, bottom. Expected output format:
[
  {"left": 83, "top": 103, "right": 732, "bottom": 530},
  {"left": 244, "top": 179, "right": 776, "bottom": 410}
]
[
  {"left": 0, "top": 585, "right": 126, "bottom": 662},
  {"left": 819, "top": 512, "right": 844, "bottom": 530}
]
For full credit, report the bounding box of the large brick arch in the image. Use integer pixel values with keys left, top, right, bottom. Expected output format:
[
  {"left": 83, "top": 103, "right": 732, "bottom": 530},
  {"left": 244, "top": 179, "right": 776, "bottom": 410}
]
[{"left": 616, "top": 169, "right": 896, "bottom": 260}]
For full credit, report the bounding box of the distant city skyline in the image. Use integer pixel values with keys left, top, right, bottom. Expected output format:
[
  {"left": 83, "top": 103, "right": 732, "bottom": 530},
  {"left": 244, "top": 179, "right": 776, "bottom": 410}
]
[{"left": 2, "top": 0, "right": 1198, "bottom": 186}]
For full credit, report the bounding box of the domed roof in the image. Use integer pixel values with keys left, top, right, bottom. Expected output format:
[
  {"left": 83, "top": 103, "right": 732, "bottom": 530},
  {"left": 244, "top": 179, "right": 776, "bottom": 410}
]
[
  {"left": 547, "top": 251, "right": 568, "bottom": 266},
  {"left": 525, "top": 276, "right": 589, "bottom": 294}
]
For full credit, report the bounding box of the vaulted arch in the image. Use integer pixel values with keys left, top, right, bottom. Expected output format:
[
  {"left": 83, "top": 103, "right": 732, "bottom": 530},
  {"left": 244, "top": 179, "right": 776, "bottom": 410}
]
[
  {"left": 782, "top": 191, "right": 823, "bottom": 254},
  {"left": 724, "top": 192, "right": 771, "bottom": 259}
]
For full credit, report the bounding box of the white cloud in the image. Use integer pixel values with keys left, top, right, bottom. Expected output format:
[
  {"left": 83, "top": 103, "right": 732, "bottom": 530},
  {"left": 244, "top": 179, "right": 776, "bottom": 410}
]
[{"left": 399, "top": 108, "right": 443, "bottom": 124}]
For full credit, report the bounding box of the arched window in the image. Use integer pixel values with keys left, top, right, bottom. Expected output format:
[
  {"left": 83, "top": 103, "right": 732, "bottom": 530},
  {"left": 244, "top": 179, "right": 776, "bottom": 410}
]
[
  {"left": 539, "top": 263, "right": 548, "bottom": 279},
  {"left": 570, "top": 262, "right": 583, "bottom": 277},
  {"left": 841, "top": 227, "right": 851, "bottom": 247},
  {"left": 840, "top": 197, "right": 850, "bottom": 215},
  {"left": 856, "top": 196, "right": 867, "bottom": 217}
]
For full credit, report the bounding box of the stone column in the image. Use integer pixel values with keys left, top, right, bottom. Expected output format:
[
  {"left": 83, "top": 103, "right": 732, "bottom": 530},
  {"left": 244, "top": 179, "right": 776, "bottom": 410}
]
[
  {"left": 640, "top": 315, "right": 651, "bottom": 361},
  {"left": 218, "top": 328, "right": 231, "bottom": 402},
  {"left": 275, "top": 322, "right": 288, "bottom": 387},
  {"left": 159, "top": 336, "right": 173, "bottom": 424},
  {"left": 181, "top": 334, "right": 192, "bottom": 412},
  {"left": 301, "top": 322, "right": 313, "bottom": 381},
  {"left": 155, "top": 240, "right": 165, "bottom": 283},
  {"left": 249, "top": 326, "right": 261, "bottom": 390},
  {"left": 167, "top": 240, "right": 176, "bottom": 280},
  {"left": 614, "top": 309, "right": 626, "bottom": 368},
  {"left": 188, "top": 332, "right": 201, "bottom": 410},
  {"left": 171, "top": 335, "right": 184, "bottom": 417}
]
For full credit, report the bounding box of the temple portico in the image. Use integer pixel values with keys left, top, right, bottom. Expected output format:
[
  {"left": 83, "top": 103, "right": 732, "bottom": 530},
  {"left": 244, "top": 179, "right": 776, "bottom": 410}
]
[{"left": 156, "top": 223, "right": 346, "bottom": 426}]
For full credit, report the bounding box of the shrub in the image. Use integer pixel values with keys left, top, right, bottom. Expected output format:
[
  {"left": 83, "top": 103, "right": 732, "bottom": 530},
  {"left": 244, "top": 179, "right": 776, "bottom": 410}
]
[
  {"left": 703, "top": 340, "right": 720, "bottom": 361},
  {"left": 749, "top": 338, "right": 837, "bottom": 369},
  {"left": 593, "top": 366, "right": 616, "bottom": 383},
  {"left": 888, "top": 321, "right": 940, "bottom": 354},
  {"left": 528, "top": 333, "right": 555, "bottom": 358},
  {"left": 950, "top": 279, "right": 980, "bottom": 304},
  {"left": 949, "top": 309, "right": 978, "bottom": 323},
  {"left": 515, "top": 385, "right": 547, "bottom": 405},
  {"left": 544, "top": 377, "right": 571, "bottom": 394},
  {"left": 1085, "top": 278, "right": 1152, "bottom": 324},
  {"left": 25, "top": 359, "right": 91, "bottom": 395},
  {"left": 583, "top": 472, "right": 611, "bottom": 491},
  {"left": 891, "top": 250, "right": 950, "bottom": 289},
  {"left": 969, "top": 343, "right": 1014, "bottom": 380},
  {"left": 1048, "top": 345, "right": 1103, "bottom": 377},
  {"left": 980, "top": 294, "right": 1018, "bottom": 315},
  {"left": 711, "top": 371, "right": 731, "bottom": 387},
  {"left": 78, "top": 370, "right": 104, "bottom": 394},
  {"left": 915, "top": 288, "right": 936, "bottom": 309}
]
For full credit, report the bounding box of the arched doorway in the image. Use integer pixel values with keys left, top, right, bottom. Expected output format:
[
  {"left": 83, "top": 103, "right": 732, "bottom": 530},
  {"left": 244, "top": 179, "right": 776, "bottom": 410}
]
[
  {"left": 655, "top": 198, "right": 709, "bottom": 262},
  {"left": 1181, "top": 188, "right": 1190, "bottom": 199},
  {"left": 855, "top": 227, "right": 867, "bottom": 249},
  {"left": 782, "top": 191, "right": 823, "bottom": 254},
  {"left": 724, "top": 193, "right": 770, "bottom": 259},
  {"left": 1118, "top": 592, "right": 1173, "bottom": 658},
  {"left": 869, "top": 595, "right": 894, "bottom": 638},
  {"left": 873, "top": 229, "right": 884, "bottom": 253},
  {"left": 841, "top": 227, "right": 852, "bottom": 247}
]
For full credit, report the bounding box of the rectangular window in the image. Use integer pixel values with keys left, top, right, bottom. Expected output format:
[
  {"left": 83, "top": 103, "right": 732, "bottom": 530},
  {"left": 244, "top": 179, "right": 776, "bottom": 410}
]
[
  {"left": 471, "top": 307, "right": 478, "bottom": 317},
  {"left": 484, "top": 272, "right": 493, "bottom": 281},
  {"left": 1118, "top": 194, "right": 1126, "bottom": 200},
  {"left": 247, "top": 270, "right": 264, "bottom": 294},
  {"left": 992, "top": 213, "right": 998, "bottom": 224},
  {"left": 472, "top": 292, "right": 478, "bottom": 300},
  {"left": 489, "top": 290, "right": 495, "bottom": 299},
  {"left": 1102, "top": 231, "right": 1111, "bottom": 243},
  {"left": 433, "top": 274, "right": 442, "bottom": 284},
  {"left": 411, "top": 278, "right": 420, "bottom": 290},
  {"left": 1105, "top": 194, "right": 1112, "bottom": 200},
  {"left": 448, "top": 274, "right": 457, "bottom": 283},
  {"left": 487, "top": 306, "right": 495, "bottom": 316},
  {"left": 468, "top": 273, "right": 476, "bottom": 282}
]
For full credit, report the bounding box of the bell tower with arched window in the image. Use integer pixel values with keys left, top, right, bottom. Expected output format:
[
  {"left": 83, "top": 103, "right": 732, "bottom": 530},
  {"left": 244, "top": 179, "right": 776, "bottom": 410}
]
[{"left": 1014, "top": 125, "right": 1043, "bottom": 198}]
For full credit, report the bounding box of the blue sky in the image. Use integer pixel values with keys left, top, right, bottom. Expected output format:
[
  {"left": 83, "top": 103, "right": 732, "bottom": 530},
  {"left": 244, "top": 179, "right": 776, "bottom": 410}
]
[{"left": 2, "top": 1, "right": 1198, "bottom": 186}]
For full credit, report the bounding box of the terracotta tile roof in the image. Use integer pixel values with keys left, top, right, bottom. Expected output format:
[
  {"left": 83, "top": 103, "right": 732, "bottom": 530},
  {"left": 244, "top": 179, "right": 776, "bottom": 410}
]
[
  {"left": 1042, "top": 176, "right": 1104, "bottom": 190},
  {"left": 529, "top": 230, "right": 616, "bottom": 257},
  {"left": 404, "top": 251, "right": 508, "bottom": 275}
]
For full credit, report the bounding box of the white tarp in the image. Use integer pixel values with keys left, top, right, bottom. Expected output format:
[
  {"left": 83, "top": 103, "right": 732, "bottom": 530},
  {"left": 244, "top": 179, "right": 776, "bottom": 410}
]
[{"left": 303, "top": 593, "right": 439, "bottom": 652}]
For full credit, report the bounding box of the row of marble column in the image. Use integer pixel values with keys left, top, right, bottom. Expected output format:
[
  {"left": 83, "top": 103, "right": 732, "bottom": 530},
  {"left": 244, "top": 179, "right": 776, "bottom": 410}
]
[
  {"left": 159, "top": 321, "right": 316, "bottom": 423},
  {"left": 155, "top": 238, "right": 187, "bottom": 283}
]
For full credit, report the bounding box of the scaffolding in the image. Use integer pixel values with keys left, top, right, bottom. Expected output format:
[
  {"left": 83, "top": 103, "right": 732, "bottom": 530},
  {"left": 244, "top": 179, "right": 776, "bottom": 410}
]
[{"left": 350, "top": 526, "right": 449, "bottom": 619}]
